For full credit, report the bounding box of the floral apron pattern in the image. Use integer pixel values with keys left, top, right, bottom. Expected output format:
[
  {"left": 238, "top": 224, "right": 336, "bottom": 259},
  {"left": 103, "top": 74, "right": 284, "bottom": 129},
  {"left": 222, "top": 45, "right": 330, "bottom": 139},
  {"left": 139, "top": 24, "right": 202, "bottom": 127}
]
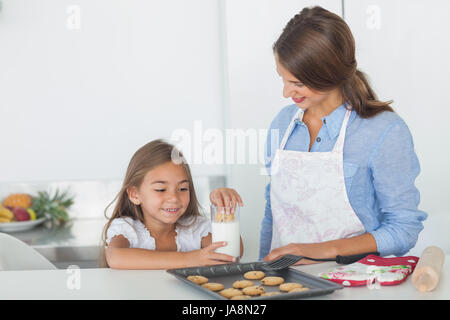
[{"left": 270, "top": 108, "right": 365, "bottom": 250}]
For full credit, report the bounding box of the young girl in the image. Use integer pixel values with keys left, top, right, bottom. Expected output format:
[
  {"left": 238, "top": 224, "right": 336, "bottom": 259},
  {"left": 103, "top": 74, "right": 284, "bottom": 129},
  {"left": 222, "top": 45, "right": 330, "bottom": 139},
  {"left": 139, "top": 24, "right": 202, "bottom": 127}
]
[{"left": 101, "top": 139, "right": 242, "bottom": 269}]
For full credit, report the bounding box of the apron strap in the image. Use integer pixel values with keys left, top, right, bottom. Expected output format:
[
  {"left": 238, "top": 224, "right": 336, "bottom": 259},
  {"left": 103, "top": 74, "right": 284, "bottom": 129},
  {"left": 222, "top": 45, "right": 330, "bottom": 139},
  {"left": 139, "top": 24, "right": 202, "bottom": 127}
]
[
  {"left": 279, "top": 108, "right": 304, "bottom": 150},
  {"left": 332, "top": 109, "right": 352, "bottom": 153}
]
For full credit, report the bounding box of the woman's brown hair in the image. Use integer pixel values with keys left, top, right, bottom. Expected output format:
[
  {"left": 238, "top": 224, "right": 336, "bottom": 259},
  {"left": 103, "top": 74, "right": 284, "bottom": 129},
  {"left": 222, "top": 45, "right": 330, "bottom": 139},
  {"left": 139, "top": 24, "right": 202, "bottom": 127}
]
[
  {"left": 99, "top": 139, "right": 202, "bottom": 267},
  {"left": 273, "top": 6, "right": 393, "bottom": 118}
]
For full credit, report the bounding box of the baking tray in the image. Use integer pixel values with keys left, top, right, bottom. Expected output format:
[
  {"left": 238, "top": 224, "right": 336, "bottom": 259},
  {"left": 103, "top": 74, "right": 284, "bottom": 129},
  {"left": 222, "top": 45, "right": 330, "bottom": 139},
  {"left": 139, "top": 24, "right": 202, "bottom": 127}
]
[{"left": 167, "top": 261, "right": 343, "bottom": 300}]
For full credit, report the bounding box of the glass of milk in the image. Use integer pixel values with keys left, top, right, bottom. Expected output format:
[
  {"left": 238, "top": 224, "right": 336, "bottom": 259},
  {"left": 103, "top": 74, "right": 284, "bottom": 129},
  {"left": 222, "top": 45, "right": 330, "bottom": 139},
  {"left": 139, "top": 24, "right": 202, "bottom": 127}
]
[{"left": 210, "top": 204, "right": 240, "bottom": 260}]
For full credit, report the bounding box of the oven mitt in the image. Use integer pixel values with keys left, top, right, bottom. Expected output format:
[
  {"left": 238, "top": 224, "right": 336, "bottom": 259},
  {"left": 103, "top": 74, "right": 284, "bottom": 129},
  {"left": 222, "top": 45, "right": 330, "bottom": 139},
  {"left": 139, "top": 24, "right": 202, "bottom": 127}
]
[{"left": 319, "top": 254, "right": 419, "bottom": 287}]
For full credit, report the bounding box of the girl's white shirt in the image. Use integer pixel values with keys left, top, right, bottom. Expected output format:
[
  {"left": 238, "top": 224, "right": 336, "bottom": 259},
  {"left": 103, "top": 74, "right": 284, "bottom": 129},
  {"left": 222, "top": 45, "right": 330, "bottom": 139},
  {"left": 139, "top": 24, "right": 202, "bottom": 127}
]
[{"left": 106, "top": 215, "right": 211, "bottom": 252}]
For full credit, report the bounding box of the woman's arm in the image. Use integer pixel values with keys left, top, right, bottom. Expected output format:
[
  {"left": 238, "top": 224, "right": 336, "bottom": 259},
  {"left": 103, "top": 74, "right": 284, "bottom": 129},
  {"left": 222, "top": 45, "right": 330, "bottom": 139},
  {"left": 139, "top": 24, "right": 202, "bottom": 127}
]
[
  {"left": 259, "top": 113, "right": 283, "bottom": 260},
  {"left": 259, "top": 183, "right": 273, "bottom": 260},
  {"left": 106, "top": 235, "right": 235, "bottom": 270},
  {"left": 367, "top": 119, "right": 427, "bottom": 256},
  {"left": 263, "top": 233, "right": 377, "bottom": 265}
]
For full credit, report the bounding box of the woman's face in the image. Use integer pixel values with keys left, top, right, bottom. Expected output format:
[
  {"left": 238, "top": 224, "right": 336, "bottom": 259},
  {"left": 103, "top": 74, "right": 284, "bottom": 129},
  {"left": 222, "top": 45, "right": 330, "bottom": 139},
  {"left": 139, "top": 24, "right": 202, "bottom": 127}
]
[
  {"left": 128, "top": 161, "right": 190, "bottom": 226},
  {"left": 275, "top": 54, "right": 341, "bottom": 112}
]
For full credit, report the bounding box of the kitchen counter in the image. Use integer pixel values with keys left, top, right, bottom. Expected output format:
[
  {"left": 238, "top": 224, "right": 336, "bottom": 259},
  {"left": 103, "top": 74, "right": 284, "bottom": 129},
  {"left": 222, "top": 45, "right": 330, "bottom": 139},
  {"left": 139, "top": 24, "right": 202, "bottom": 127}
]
[
  {"left": 0, "top": 257, "right": 448, "bottom": 300},
  {"left": 10, "top": 218, "right": 106, "bottom": 268}
]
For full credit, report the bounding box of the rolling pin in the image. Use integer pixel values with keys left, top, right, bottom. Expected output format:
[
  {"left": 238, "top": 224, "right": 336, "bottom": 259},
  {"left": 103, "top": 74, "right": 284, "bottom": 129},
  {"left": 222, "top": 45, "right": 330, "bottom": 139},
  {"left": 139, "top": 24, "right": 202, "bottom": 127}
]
[{"left": 411, "top": 246, "right": 445, "bottom": 292}]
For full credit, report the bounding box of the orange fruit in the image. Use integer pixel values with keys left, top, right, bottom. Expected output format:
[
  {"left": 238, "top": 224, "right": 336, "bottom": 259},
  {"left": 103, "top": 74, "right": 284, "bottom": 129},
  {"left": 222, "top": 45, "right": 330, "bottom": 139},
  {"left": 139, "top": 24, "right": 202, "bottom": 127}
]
[{"left": 3, "top": 193, "right": 32, "bottom": 209}]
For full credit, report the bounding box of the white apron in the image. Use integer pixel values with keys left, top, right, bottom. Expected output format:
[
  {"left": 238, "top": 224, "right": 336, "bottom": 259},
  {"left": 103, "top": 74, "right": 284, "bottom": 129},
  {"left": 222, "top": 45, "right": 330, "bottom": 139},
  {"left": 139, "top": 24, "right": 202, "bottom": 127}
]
[{"left": 270, "top": 108, "right": 365, "bottom": 250}]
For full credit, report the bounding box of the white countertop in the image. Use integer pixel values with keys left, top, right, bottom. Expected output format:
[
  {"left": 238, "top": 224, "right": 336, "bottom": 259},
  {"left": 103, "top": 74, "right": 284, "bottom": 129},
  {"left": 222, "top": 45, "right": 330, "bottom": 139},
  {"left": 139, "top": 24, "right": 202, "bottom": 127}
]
[{"left": 0, "top": 257, "right": 448, "bottom": 300}]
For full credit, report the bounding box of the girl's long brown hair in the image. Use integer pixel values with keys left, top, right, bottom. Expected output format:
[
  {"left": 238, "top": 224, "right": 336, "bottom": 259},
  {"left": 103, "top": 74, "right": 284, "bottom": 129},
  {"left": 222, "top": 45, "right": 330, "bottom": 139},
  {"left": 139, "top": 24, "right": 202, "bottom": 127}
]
[
  {"left": 99, "top": 139, "right": 202, "bottom": 267},
  {"left": 273, "top": 6, "right": 393, "bottom": 118}
]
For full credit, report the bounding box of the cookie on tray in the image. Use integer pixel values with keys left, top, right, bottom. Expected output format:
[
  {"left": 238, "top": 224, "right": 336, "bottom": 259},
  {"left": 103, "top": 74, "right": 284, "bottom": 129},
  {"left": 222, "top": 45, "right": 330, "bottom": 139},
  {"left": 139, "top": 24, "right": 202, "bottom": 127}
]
[
  {"left": 186, "top": 275, "right": 208, "bottom": 285},
  {"left": 220, "top": 288, "right": 243, "bottom": 299},
  {"left": 279, "top": 282, "right": 303, "bottom": 292},
  {"left": 243, "top": 270, "right": 265, "bottom": 280},
  {"left": 261, "top": 276, "right": 285, "bottom": 286},
  {"left": 230, "top": 295, "right": 251, "bottom": 300},
  {"left": 261, "top": 291, "right": 282, "bottom": 297},
  {"left": 202, "top": 282, "right": 224, "bottom": 292},
  {"left": 233, "top": 280, "right": 254, "bottom": 289},
  {"left": 242, "top": 285, "right": 265, "bottom": 296},
  {"left": 289, "top": 287, "right": 309, "bottom": 293}
]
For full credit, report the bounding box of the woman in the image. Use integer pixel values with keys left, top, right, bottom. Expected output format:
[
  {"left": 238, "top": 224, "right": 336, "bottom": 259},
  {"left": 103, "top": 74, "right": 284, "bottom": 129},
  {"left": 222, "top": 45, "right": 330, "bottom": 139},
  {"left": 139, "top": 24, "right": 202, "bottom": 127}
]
[{"left": 211, "top": 6, "right": 426, "bottom": 263}]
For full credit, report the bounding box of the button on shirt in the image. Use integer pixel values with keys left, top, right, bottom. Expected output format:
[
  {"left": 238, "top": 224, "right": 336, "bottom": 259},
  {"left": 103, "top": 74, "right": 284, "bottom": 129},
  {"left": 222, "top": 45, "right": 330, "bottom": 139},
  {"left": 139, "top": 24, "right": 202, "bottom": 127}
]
[{"left": 259, "top": 104, "right": 427, "bottom": 259}]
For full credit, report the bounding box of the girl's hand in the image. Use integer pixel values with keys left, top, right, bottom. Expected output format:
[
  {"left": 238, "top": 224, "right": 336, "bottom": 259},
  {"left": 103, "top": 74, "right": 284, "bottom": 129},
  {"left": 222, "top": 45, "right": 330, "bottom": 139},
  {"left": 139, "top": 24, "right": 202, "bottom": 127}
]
[
  {"left": 191, "top": 242, "right": 237, "bottom": 266},
  {"left": 209, "top": 188, "right": 243, "bottom": 209}
]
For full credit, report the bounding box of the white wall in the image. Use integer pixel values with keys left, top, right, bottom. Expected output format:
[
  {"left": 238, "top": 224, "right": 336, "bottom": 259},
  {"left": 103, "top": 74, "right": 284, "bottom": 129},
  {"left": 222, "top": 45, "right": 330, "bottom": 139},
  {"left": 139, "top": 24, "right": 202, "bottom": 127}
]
[
  {"left": 0, "top": 0, "right": 225, "bottom": 182},
  {"left": 344, "top": 0, "right": 450, "bottom": 255}
]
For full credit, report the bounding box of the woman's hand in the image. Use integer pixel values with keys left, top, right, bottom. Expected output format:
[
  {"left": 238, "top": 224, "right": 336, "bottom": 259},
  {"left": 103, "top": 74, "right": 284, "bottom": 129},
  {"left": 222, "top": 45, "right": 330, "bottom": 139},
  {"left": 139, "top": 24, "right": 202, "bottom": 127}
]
[
  {"left": 209, "top": 188, "right": 243, "bottom": 208},
  {"left": 263, "top": 243, "right": 332, "bottom": 265},
  {"left": 189, "top": 242, "right": 237, "bottom": 266}
]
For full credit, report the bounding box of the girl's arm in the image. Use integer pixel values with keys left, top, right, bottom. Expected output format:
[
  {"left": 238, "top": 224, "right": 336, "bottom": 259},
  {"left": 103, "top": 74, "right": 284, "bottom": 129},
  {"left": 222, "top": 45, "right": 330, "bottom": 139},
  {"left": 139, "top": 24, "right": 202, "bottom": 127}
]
[{"left": 106, "top": 234, "right": 235, "bottom": 270}]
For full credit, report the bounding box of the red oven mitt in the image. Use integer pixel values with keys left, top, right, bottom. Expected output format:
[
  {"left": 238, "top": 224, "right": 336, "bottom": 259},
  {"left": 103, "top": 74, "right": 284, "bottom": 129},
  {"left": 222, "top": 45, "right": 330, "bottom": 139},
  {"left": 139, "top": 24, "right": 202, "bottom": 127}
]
[{"left": 319, "top": 254, "right": 419, "bottom": 287}]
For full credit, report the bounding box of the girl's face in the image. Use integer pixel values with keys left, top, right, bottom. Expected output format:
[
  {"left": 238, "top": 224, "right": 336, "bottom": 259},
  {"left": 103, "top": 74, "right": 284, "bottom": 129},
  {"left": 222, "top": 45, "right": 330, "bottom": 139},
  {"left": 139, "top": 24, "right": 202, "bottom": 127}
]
[
  {"left": 275, "top": 54, "right": 340, "bottom": 111},
  {"left": 128, "top": 161, "right": 190, "bottom": 227}
]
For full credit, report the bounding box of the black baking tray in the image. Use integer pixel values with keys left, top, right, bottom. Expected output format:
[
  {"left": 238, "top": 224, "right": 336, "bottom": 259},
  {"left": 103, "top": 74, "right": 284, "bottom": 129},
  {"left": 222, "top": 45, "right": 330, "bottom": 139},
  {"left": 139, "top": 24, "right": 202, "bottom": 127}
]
[{"left": 167, "top": 261, "right": 343, "bottom": 300}]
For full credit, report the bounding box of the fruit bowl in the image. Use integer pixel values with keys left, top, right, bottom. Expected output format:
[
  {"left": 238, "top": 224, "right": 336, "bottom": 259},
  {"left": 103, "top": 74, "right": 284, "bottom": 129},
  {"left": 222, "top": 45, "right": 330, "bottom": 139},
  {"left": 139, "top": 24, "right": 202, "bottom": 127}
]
[
  {"left": 0, "top": 217, "right": 47, "bottom": 233},
  {"left": 1, "top": 190, "right": 74, "bottom": 232}
]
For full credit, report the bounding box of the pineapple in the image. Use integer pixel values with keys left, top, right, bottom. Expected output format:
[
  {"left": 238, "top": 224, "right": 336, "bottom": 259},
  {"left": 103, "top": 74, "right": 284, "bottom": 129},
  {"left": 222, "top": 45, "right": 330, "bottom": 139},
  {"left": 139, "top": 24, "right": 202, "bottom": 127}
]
[{"left": 31, "top": 189, "right": 75, "bottom": 223}]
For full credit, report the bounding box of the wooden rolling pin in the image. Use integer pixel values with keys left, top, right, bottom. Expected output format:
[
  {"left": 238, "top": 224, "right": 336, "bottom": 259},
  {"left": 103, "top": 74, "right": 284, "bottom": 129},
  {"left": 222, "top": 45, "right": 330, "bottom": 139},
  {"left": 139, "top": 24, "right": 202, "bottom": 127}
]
[{"left": 411, "top": 246, "right": 445, "bottom": 292}]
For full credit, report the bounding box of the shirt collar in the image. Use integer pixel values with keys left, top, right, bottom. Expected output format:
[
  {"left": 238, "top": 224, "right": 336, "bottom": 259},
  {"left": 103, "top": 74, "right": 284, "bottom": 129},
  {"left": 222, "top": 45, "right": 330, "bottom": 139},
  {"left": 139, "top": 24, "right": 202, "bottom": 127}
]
[{"left": 321, "top": 103, "right": 353, "bottom": 140}]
